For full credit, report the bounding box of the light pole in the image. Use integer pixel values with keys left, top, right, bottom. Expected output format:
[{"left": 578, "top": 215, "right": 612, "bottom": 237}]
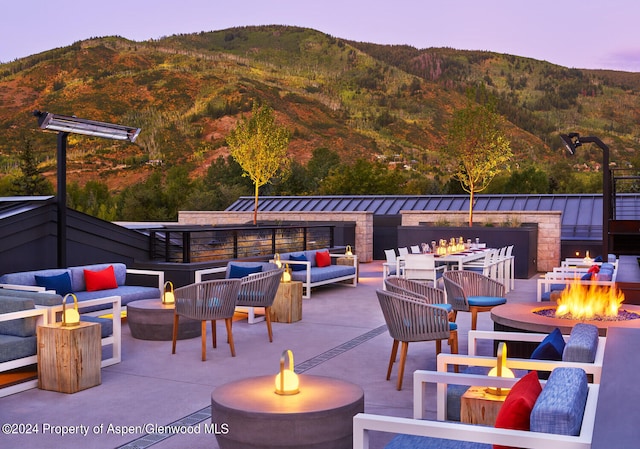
[
  {"left": 33, "top": 110, "right": 141, "bottom": 268},
  {"left": 559, "top": 133, "right": 611, "bottom": 258}
]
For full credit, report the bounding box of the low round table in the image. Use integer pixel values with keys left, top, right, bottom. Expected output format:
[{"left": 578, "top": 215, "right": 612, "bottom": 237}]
[
  {"left": 211, "top": 375, "right": 364, "bottom": 449},
  {"left": 127, "top": 299, "right": 201, "bottom": 341}
]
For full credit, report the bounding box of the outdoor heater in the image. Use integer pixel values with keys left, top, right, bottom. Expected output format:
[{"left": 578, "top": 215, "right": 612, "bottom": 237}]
[
  {"left": 559, "top": 133, "right": 611, "bottom": 258},
  {"left": 33, "top": 110, "right": 141, "bottom": 268}
]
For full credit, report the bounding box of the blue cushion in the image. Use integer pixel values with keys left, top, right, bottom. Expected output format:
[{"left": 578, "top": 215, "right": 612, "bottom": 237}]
[
  {"left": 563, "top": 323, "right": 599, "bottom": 363},
  {"left": 228, "top": 264, "right": 263, "bottom": 279},
  {"left": 531, "top": 328, "right": 565, "bottom": 361},
  {"left": 530, "top": 367, "right": 588, "bottom": 436},
  {"left": 35, "top": 272, "right": 73, "bottom": 295},
  {"left": 434, "top": 303, "right": 453, "bottom": 313},
  {"left": 581, "top": 272, "right": 592, "bottom": 280},
  {"left": 288, "top": 254, "right": 308, "bottom": 271},
  {"left": 550, "top": 283, "right": 566, "bottom": 291},
  {"left": 449, "top": 322, "right": 458, "bottom": 331},
  {"left": 0, "top": 297, "right": 37, "bottom": 337},
  {"left": 81, "top": 316, "right": 113, "bottom": 338},
  {"left": 466, "top": 296, "right": 507, "bottom": 307},
  {"left": 386, "top": 434, "right": 490, "bottom": 449},
  {"left": 0, "top": 334, "right": 37, "bottom": 363}
]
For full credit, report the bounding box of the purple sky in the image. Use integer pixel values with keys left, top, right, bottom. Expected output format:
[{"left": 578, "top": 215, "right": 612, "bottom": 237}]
[{"left": 2, "top": 0, "right": 639, "bottom": 72}]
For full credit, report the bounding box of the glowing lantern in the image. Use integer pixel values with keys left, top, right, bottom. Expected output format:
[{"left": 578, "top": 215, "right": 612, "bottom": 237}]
[{"left": 275, "top": 349, "right": 299, "bottom": 395}]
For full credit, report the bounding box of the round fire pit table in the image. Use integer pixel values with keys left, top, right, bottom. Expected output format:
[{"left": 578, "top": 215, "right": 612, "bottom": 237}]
[
  {"left": 127, "top": 299, "right": 201, "bottom": 341},
  {"left": 211, "top": 375, "right": 364, "bottom": 449}
]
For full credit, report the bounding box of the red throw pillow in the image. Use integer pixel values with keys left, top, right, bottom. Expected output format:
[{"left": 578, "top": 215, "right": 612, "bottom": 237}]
[
  {"left": 315, "top": 250, "right": 331, "bottom": 268},
  {"left": 493, "top": 371, "right": 542, "bottom": 449},
  {"left": 84, "top": 265, "right": 118, "bottom": 292}
]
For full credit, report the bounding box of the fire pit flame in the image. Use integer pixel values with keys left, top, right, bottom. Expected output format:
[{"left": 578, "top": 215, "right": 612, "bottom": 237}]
[{"left": 555, "top": 279, "right": 625, "bottom": 320}]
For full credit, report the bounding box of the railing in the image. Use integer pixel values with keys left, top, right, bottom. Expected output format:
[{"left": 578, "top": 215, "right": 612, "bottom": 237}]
[{"left": 135, "top": 224, "right": 337, "bottom": 263}]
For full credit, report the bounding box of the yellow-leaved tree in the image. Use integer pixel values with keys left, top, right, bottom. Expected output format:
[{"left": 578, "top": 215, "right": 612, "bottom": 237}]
[
  {"left": 444, "top": 91, "right": 512, "bottom": 226},
  {"left": 227, "top": 102, "right": 291, "bottom": 225}
]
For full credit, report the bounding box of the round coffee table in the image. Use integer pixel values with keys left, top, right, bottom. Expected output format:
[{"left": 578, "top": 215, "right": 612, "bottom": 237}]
[
  {"left": 127, "top": 299, "right": 201, "bottom": 341},
  {"left": 211, "top": 375, "right": 364, "bottom": 449}
]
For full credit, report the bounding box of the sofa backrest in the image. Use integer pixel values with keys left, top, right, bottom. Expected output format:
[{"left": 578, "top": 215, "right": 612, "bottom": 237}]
[
  {"left": 563, "top": 323, "right": 599, "bottom": 363},
  {"left": 0, "top": 269, "right": 69, "bottom": 288},
  {"left": 0, "top": 296, "right": 37, "bottom": 337},
  {"left": 530, "top": 367, "right": 588, "bottom": 436},
  {"left": 0, "top": 263, "right": 128, "bottom": 293},
  {"left": 68, "top": 263, "right": 127, "bottom": 291},
  {"left": 281, "top": 249, "right": 330, "bottom": 268},
  {"left": 225, "top": 262, "right": 278, "bottom": 279}
]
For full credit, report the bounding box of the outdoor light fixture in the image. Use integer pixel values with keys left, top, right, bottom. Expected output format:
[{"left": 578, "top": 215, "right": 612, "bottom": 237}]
[
  {"left": 33, "top": 110, "right": 141, "bottom": 268},
  {"left": 345, "top": 245, "right": 353, "bottom": 257},
  {"left": 486, "top": 342, "right": 515, "bottom": 396},
  {"left": 33, "top": 110, "right": 141, "bottom": 142},
  {"left": 559, "top": 132, "right": 611, "bottom": 257},
  {"left": 274, "top": 253, "right": 282, "bottom": 269},
  {"left": 282, "top": 264, "right": 292, "bottom": 283},
  {"left": 162, "top": 281, "right": 175, "bottom": 305},
  {"left": 61, "top": 293, "right": 80, "bottom": 327},
  {"left": 274, "top": 349, "right": 299, "bottom": 395}
]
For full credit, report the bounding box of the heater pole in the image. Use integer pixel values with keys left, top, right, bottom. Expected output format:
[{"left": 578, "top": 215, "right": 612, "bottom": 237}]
[{"left": 57, "top": 131, "right": 69, "bottom": 268}]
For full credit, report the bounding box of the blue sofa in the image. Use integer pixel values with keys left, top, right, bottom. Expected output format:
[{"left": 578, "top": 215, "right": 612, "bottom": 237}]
[
  {"left": 277, "top": 249, "right": 358, "bottom": 298},
  {"left": 0, "top": 295, "right": 48, "bottom": 397},
  {"left": 0, "top": 263, "right": 162, "bottom": 310}
]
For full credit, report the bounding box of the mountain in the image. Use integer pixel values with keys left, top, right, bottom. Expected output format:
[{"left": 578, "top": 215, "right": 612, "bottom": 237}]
[{"left": 0, "top": 25, "right": 638, "bottom": 193}]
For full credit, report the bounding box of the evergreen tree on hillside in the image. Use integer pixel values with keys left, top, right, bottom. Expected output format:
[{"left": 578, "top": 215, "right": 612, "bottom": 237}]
[{"left": 11, "top": 135, "right": 53, "bottom": 196}]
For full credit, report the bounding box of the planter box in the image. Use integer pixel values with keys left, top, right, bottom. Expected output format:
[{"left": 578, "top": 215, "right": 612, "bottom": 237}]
[{"left": 397, "top": 224, "right": 538, "bottom": 278}]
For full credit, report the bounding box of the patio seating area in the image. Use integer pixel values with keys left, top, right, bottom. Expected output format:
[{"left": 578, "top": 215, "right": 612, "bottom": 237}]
[{"left": 0, "top": 261, "right": 637, "bottom": 448}]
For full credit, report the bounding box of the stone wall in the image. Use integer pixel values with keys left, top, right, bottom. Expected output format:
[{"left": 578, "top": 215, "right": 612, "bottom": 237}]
[
  {"left": 400, "top": 211, "right": 562, "bottom": 272},
  {"left": 178, "top": 211, "right": 374, "bottom": 262}
]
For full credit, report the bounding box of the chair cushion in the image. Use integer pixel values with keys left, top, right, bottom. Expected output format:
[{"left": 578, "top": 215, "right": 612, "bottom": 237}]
[
  {"left": 35, "top": 272, "right": 73, "bottom": 295},
  {"left": 449, "top": 322, "right": 458, "bottom": 331},
  {"left": 434, "top": 303, "right": 453, "bottom": 313},
  {"left": 84, "top": 265, "right": 118, "bottom": 292},
  {"left": 81, "top": 316, "right": 113, "bottom": 338},
  {"left": 0, "top": 297, "right": 37, "bottom": 337},
  {"left": 315, "top": 250, "right": 331, "bottom": 268},
  {"left": 467, "top": 296, "right": 507, "bottom": 307},
  {"left": 562, "top": 323, "right": 599, "bottom": 363},
  {"left": 494, "top": 371, "right": 542, "bottom": 449},
  {"left": 0, "top": 334, "right": 37, "bottom": 363},
  {"left": 530, "top": 367, "right": 588, "bottom": 436},
  {"left": 531, "top": 328, "right": 565, "bottom": 361},
  {"left": 385, "top": 434, "right": 490, "bottom": 449},
  {"left": 288, "top": 254, "right": 308, "bottom": 271},
  {"left": 228, "top": 264, "right": 262, "bottom": 279}
]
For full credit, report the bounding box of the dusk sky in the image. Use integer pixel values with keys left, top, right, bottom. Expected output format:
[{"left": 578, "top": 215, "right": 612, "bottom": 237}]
[{"left": 2, "top": 0, "right": 639, "bottom": 72}]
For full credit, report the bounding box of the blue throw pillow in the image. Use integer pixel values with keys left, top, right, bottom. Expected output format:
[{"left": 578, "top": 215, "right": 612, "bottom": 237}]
[
  {"left": 35, "top": 272, "right": 73, "bottom": 295},
  {"left": 288, "top": 254, "right": 307, "bottom": 271},
  {"left": 531, "top": 328, "right": 565, "bottom": 361},
  {"left": 228, "top": 264, "right": 262, "bottom": 279},
  {"left": 581, "top": 272, "right": 592, "bottom": 281}
]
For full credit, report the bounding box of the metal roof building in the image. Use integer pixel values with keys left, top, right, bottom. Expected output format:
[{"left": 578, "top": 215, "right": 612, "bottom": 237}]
[{"left": 227, "top": 193, "right": 640, "bottom": 241}]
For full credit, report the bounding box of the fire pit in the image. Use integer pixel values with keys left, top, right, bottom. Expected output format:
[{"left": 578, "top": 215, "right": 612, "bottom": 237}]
[{"left": 492, "top": 282, "right": 640, "bottom": 337}]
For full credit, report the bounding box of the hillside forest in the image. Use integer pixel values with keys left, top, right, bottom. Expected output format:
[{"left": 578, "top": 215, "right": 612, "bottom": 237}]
[{"left": 0, "top": 25, "right": 639, "bottom": 221}]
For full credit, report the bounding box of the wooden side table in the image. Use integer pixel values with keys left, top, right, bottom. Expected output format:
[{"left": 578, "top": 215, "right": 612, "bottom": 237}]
[
  {"left": 460, "top": 386, "right": 507, "bottom": 426},
  {"left": 270, "top": 281, "right": 303, "bottom": 323},
  {"left": 37, "top": 322, "right": 101, "bottom": 393}
]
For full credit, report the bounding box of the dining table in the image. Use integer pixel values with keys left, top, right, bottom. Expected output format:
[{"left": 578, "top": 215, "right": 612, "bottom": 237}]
[
  {"left": 433, "top": 248, "right": 491, "bottom": 271},
  {"left": 396, "top": 248, "right": 491, "bottom": 273}
]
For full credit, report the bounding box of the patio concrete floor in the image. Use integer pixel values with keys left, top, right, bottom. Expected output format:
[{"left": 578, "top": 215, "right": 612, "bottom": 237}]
[{"left": 0, "top": 261, "right": 538, "bottom": 449}]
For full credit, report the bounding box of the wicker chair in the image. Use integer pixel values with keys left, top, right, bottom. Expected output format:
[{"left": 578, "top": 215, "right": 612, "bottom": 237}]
[
  {"left": 172, "top": 279, "right": 242, "bottom": 361},
  {"left": 236, "top": 269, "right": 284, "bottom": 342},
  {"left": 384, "top": 277, "right": 453, "bottom": 317},
  {"left": 442, "top": 270, "right": 507, "bottom": 331},
  {"left": 376, "top": 289, "right": 458, "bottom": 390}
]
